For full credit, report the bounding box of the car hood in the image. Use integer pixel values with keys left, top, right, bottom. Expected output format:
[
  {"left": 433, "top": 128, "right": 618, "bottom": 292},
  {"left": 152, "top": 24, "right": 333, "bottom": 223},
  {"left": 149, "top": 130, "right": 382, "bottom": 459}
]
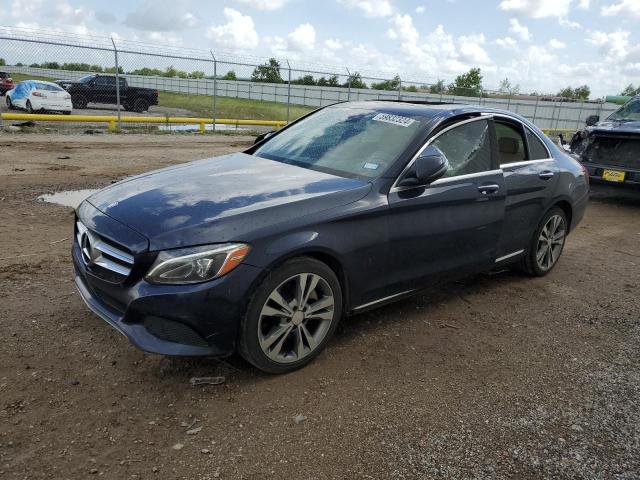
[
  {"left": 86, "top": 152, "right": 370, "bottom": 251},
  {"left": 590, "top": 120, "right": 640, "bottom": 135}
]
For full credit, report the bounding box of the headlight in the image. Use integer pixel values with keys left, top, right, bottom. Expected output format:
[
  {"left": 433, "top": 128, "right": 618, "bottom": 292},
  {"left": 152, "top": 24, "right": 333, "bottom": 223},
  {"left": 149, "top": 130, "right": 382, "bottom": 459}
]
[{"left": 145, "top": 243, "right": 250, "bottom": 285}]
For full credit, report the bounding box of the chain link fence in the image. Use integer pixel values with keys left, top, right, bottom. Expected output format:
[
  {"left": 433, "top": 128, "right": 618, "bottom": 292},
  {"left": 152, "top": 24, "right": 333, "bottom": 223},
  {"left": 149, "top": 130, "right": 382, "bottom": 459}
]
[{"left": 0, "top": 26, "right": 619, "bottom": 133}]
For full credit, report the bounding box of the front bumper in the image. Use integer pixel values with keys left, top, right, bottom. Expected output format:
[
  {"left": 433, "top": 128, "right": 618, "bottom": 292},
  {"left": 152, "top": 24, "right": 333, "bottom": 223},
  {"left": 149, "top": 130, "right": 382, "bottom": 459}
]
[{"left": 73, "top": 243, "right": 263, "bottom": 357}]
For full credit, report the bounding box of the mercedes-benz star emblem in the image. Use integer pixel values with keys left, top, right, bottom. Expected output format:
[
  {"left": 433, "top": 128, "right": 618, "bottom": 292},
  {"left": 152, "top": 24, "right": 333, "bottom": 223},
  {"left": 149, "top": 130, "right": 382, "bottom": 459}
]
[{"left": 80, "top": 232, "right": 93, "bottom": 266}]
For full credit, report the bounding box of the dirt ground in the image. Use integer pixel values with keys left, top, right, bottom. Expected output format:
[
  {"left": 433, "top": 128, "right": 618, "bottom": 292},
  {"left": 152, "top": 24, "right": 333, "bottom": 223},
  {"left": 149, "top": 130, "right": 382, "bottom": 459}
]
[{"left": 1, "top": 133, "right": 639, "bottom": 480}]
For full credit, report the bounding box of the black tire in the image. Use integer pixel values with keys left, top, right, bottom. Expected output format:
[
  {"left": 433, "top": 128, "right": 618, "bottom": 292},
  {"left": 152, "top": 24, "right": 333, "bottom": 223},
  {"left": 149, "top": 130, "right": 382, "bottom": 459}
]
[
  {"left": 6, "top": 96, "right": 13, "bottom": 109},
  {"left": 26, "top": 100, "right": 34, "bottom": 113},
  {"left": 239, "top": 256, "right": 343, "bottom": 374},
  {"left": 133, "top": 98, "right": 149, "bottom": 113},
  {"left": 518, "top": 207, "right": 568, "bottom": 277},
  {"left": 72, "top": 95, "right": 87, "bottom": 109},
  {"left": 63, "top": 111, "right": 72, "bottom": 115}
]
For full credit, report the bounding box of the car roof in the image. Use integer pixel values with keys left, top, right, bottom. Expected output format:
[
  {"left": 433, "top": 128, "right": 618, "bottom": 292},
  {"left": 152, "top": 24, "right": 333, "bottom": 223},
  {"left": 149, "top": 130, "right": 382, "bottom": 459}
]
[
  {"left": 19, "top": 80, "right": 62, "bottom": 87},
  {"left": 331, "top": 100, "right": 538, "bottom": 128}
]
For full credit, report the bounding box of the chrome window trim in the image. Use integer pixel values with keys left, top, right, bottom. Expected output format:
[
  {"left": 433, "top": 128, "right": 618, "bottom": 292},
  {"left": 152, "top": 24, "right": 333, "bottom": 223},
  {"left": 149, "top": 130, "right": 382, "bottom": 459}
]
[
  {"left": 491, "top": 112, "right": 553, "bottom": 161},
  {"left": 390, "top": 115, "right": 493, "bottom": 193},
  {"left": 430, "top": 169, "right": 503, "bottom": 185},
  {"left": 500, "top": 159, "right": 554, "bottom": 169}
]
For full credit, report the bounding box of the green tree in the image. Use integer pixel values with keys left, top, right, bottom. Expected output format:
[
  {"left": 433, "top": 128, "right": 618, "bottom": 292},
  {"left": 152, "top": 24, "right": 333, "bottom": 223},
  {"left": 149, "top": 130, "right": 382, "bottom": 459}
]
[
  {"left": 0, "top": 58, "right": 5, "bottom": 66},
  {"left": 499, "top": 77, "right": 520, "bottom": 95},
  {"left": 448, "top": 68, "right": 483, "bottom": 97},
  {"left": 291, "top": 74, "right": 316, "bottom": 86},
  {"left": 429, "top": 80, "right": 446, "bottom": 94},
  {"left": 345, "top": 72, "right": 367, "bottom": 89},
  {"left": 251, "top": 58, "right": 283, "bottom": 83},
  {"left": 129, "top": 67, "right": 164, "bottom": 76},
  {"left": 620, "top": 84, "right": 638, "bottom": 96},
  {"left": 371, "top": 75, "right": 401, "bottom": 91},
  {"left": 221, "top": 70, "right": 237, "bottom": 80},
  {"left": 557, "top": 85, "right": 590, "bottom": 100},
  {"left": 104, "top": 66, "right": 124, "bottom": 74},
  {"left": 404, "top": 85, "right": 418, "bottom": 92}
]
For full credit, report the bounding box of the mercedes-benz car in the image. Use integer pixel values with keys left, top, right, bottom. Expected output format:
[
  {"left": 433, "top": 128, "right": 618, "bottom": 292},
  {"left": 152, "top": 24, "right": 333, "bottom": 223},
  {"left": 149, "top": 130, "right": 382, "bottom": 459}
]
[{"left": 72, "top": 101, "right": 589, "bottom": 373}]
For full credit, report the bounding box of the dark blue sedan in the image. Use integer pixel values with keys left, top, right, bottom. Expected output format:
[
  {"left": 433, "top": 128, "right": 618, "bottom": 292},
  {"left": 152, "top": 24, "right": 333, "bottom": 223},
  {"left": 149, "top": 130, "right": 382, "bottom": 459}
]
[{"left": 73, "top": 101, "right": 589, "bottom": 373}]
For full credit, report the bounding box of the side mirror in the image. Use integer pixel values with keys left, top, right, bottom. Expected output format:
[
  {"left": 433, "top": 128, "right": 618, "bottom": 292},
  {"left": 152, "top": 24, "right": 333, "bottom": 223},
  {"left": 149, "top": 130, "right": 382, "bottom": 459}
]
[
  {"left": 585, "top": 115, "right": 599, "bottom": 126},
  {"left": 254, "top": 130, "right": 275, "bottom": 145},
  {"left": 399, "top": 145, "right": 448, "bottom": 187}
]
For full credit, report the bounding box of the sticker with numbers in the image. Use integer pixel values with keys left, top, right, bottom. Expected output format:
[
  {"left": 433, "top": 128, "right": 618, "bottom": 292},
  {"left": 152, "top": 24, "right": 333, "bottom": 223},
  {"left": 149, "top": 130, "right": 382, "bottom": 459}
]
[{"left": 372, "top": 113, "right": 416, "bottom": 127}]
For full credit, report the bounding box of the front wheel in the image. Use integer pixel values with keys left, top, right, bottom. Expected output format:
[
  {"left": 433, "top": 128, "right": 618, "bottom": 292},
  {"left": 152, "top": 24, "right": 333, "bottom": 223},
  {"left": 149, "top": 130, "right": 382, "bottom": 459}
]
[
  {"left": 72, "top": 95, "right": 87, "bottom": 109},
  {"left": 239, "top": 257, "right": 342, "bottom": 373},
  {"left": 519, "top": 207, "right": 568, "bottom": 276},
  {"left": 6, "top": 96, "right": 13, "bottom": 109},
  {"left": 26, "top": 100, "right": 34, "bottom": 113}
]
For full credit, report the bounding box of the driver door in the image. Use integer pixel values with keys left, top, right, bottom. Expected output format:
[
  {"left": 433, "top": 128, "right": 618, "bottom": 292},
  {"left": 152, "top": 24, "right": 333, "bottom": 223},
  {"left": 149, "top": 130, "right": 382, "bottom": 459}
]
[{"left": 385, "top": 116, "right": 506, "bottom": 291}]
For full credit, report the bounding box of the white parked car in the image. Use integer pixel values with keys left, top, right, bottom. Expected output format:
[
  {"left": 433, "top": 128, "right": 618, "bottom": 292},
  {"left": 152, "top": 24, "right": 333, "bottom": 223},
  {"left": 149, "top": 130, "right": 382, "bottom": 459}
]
[{"left": 6, "top": 80, "right": 72, "bottom": 114}]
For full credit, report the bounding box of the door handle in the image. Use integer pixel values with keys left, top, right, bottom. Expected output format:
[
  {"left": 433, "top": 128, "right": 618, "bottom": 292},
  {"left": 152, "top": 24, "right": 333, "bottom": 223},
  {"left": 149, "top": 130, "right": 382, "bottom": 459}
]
[
  {"left": 478, "top": 184, "right": 500, "bottom": 195},
  {"left": 539, "top": 171, "right": 555, "bottom": 180}
]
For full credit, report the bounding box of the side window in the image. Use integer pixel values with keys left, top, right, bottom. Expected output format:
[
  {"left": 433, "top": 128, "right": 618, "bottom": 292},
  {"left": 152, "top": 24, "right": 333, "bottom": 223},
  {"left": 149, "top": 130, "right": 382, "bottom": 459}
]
[
  {"left": 96, "top": 77, "right": 115, "bottom": 86},
  {"left": 525, "top": 127, "right": 549, "bottom": 159},
  {"left": 432, "top": 119, "right": 492, "bottom": 177},
  {"left": 495, "top": 122, "right": 526, "bottom": 164}
]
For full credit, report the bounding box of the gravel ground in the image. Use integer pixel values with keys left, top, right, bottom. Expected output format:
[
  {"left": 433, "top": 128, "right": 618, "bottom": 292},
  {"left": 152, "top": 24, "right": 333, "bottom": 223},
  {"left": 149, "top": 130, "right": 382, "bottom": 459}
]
[{"left": 0, "top": 133, "right": 639, "bottom": 480}]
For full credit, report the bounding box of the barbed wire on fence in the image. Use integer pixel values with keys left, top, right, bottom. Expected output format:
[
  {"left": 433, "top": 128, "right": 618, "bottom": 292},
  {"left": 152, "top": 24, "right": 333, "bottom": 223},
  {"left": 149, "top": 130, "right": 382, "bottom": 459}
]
[{"left": 0, "top": 25, "right": 616, "bottom": 131}]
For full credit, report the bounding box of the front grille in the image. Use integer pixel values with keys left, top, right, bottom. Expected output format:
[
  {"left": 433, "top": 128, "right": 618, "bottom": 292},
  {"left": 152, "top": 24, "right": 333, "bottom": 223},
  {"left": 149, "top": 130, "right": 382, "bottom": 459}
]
[
  {"left": 584, "top": 136, "right": 640, "bottom": 170},
  {"left": 76, "top": 221, "right": 134, "bottom": 280}
]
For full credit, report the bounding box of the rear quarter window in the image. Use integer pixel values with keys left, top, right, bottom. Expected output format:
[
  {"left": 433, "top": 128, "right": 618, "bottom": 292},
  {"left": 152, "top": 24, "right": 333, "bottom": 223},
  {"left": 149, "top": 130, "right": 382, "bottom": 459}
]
[{"left": 525, "top": 128, "right": 550, "bottom": 160}]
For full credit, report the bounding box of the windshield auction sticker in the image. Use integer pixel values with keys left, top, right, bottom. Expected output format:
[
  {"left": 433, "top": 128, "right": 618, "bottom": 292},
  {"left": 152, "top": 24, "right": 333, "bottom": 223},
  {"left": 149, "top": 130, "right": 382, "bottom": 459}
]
[{"left": 372, "top": 113, "right": 416, "bottom": 127}]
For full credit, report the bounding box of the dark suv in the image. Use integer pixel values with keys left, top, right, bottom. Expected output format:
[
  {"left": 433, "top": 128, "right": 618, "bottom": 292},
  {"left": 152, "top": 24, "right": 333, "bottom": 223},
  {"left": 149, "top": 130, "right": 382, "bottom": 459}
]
[{"left": 73, "top": 102, "right": 589, "bottom": 373}]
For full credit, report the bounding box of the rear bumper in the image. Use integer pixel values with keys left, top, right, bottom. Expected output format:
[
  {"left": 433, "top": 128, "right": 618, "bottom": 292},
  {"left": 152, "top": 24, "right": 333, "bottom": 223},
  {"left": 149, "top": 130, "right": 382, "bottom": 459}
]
[
  {"left": 582, "top": 162, "right": 640, "bottom": 186},
  {"left": 73, "top": 243, "right": 263, "bottom": 357}
]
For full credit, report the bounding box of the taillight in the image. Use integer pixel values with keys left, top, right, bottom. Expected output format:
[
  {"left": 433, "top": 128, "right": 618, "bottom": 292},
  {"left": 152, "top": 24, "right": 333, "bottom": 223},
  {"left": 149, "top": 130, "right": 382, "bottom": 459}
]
[
  {"left": 581, "top": 164, "right": 590, "bottom": 183},
  {"left": 33, "top": 91, "right": 46, "bottom": 97}
]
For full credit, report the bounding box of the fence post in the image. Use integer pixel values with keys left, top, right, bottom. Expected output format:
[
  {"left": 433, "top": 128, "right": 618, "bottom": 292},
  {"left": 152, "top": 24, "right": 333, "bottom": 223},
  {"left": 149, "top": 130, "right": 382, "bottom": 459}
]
[
  {"left": 397, "top": 77, "right": 401, "bottom": 100},
  {"left": 111, "top": 37, "right": 121, "bottom": 130},
  {"left": 210, "top": 51, "right": 217, "bottom": 133},
  {"left": 576, "top": 100, "right": 584, "bottom": 130},
  {"left": 286, "top": 59, "right": 291, "bottom": 123},
  {"left": 346, "top": 67, "right": 351, "bottom": 101},
  {"left": 532, "top": 96, "right": 539, "bottom": 124}
]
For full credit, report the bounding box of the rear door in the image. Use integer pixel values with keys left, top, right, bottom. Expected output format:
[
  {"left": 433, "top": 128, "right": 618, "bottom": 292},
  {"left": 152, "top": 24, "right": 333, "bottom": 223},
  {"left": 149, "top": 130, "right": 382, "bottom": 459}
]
[
  {"left": 94, "top": 76, "right": 116, "bottom": 104},
  {"left": 385, "top": 116, "right": 506, "bottom": 293},
  {"left": 493, "top": 116, "right": 558, "bottom": 261}
]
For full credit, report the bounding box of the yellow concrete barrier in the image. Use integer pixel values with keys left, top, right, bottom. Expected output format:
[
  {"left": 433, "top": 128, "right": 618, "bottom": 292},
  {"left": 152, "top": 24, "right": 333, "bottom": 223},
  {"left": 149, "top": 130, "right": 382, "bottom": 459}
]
[{"left": 1, "top": 112, "right": 287, "bottom": 132}]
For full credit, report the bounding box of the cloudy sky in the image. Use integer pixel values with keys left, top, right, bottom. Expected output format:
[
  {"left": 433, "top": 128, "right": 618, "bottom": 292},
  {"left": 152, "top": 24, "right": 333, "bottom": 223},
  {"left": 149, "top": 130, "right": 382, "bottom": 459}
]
[{"left": 1, "top": 0, "right": 639, "bottom": 96}]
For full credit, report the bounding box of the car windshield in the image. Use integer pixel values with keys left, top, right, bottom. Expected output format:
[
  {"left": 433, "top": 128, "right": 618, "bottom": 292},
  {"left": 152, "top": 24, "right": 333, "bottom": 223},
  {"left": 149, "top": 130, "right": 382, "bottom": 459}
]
[
  {"left": 254, "top": 106, "right": 426, "bottom": 179},
  {"left": 78, "top": 75, "right": 95, "bottom": 83},
  {"left": 607, "top": 98, "right": 640, "bottom": 122}
]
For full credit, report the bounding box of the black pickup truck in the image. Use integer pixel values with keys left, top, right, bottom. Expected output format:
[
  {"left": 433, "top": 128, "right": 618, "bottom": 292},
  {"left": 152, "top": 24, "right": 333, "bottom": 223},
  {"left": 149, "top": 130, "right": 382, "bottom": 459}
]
[
  {"left": 55, "top": 74, "right": 159, "bottom": 112},
  {"left": 567, "top": 96, "right": 640, "bottom": 187}
]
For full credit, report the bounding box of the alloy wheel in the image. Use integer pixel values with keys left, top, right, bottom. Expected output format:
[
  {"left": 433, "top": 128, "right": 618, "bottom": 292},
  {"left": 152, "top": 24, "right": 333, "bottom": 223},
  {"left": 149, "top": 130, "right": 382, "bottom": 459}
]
[
  {"left": 258, "top": 273, "right": 335, "bottom": 364},
  {"left": 536, "top": 214, "right": 566, "bottom": 271}
]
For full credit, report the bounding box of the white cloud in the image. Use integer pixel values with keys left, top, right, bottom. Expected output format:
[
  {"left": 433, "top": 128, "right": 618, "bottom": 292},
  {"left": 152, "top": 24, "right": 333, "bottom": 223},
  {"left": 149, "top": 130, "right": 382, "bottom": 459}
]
[
  {"left": 339, "top": 0, "right": 395, "bottom": 17},
  {"left": 325, "top": 38, "right": 343, "bottom": 50},
  {"left": 495, "top": 36, "right": 518, "bottom": 49},
  {"left": 601, "top": 0, "right": 640, "bottom": 18},
  {"left": 548, "top": 38, "right": 567, "bottom": 49},
  {"left": 586, "top": 30, "right": 630, "bottom": 59},
  {"left": 234, "top": 0, "right": 289, "bottom": 11},
  {"left": 499, "top": 0, "right": 583, "bottom": 18},
  {"left": 206, "top": 8, "right": 258, "bottom": 50},
  {"left": 458, "top": 34, "right": 491, "bottom": 65},
  {"left": 509, "top": 18, "right": 531, "bottom": 41},
  {"left": 287, "top": 23, "right": 316, "bottom": 51},
  {"left": 415, "top": 5, "right": 425, "bottom": 14},
  {"left": 387, "top": 14, "right": 419, "bottom": 44},
  {"left": 124, "top": 0, "right": 198, "bottom": 31}
]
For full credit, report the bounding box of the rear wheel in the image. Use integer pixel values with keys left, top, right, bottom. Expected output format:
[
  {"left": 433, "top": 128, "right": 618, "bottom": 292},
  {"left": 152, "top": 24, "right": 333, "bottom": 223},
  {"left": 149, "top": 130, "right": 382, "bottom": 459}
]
[
  {"left": 239, "top": 257, "right": 342, "bottom": 373},
  {"left": 6, "top": 96, "right": 13, "bottom": 109},
  {"left": 133, "top": 98, "right": 149, "bottom": 113},
  {"left": 26, "top": 100, "right": 34, "bottom": 113},
  {"left": 519, "top": 207, "right": 568, "bottom": 276}
]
